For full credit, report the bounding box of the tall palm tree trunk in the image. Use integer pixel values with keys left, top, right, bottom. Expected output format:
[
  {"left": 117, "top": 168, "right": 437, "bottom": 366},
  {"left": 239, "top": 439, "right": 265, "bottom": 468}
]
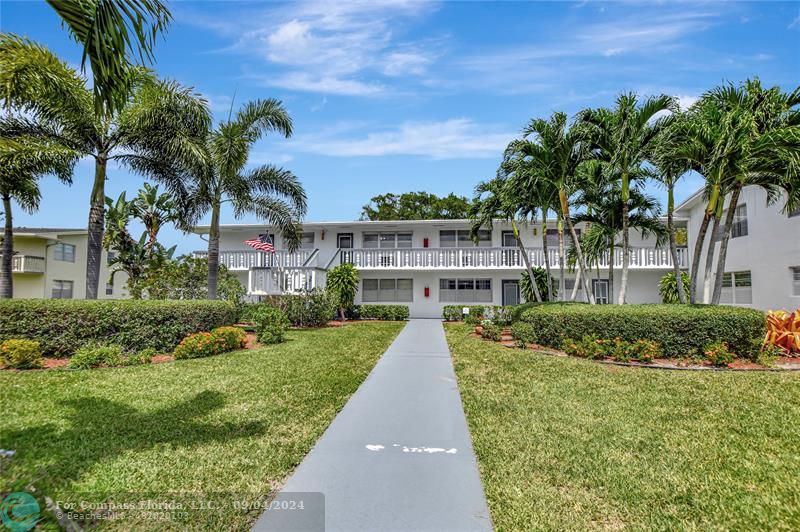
[
  {"left": 690, "top": 184, "right": 720, "bottom": 303},
  {"left": 571, "top": 264, "right": 582, "bottom": 302},
  {"left": 512, "top": 219, "right": 541, "bottom": 302},
  {"left": 618, "top": 176, "right": 630, "bottom": 304},
  {"left": 702, "top": 211, "right": 721, "bottom": 304},
  {"left": 689, "top": 213, "right": 711, "bottom": 304},
  {"left": 1, "top": 194, "right": 14, "bottom": 298},
  {"left": 711, "top": 186, "right": 742, "bottom": 304},
  {"left": 666, "top": 182, "right": 686, "bottom": 304},
  {"left": 85, "top": 156, "right": 107, "bottom": 299},
  {"left": 608, "top": 240, "right": 614, "bottom": 303},
  {"left": 561, "top": 190, "right": 595, "bottom": 304},
  {"left": 207, "top": 200, "right": 221, "bottom": 300},
  {"left": 557, "top": 218, "right": 565, "bottom": 301},
  {"left": 541, "top": 212, "right": 552, "bottom": 301}
]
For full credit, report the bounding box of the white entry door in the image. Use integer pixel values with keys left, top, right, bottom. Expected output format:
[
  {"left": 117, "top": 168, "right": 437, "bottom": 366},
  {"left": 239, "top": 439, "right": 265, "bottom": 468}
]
[
  {"left": 502, "top": 280, "right": 520, "bottom": 306},
  {"left": 592, "top": 279, "right": 609, "bottom": 304}
]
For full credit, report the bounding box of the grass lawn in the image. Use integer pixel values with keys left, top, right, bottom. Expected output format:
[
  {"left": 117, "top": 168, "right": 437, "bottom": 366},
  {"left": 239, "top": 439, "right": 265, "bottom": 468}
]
[
  {"left": 445, "top": 323, "right": 800, "bottom": 531},
  {"left": 0, "top": 322, "right": 403, "bottom": 530}
]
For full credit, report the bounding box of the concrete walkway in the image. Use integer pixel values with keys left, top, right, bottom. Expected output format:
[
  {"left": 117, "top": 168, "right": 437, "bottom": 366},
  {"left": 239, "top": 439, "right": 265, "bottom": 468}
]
[{"left": 253, "top": 319, "right": 493, "bottom": 532}]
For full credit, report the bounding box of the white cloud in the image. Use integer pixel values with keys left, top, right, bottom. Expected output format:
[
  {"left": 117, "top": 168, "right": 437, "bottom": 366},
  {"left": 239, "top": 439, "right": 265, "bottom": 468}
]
[
  {"left": 676, "top": 94, "right": 699, "bottom": 111},
  {"left": 290, "top": 119, "right": 514, "bottom": 159},
  {"left": 196, "top": 0, "right": 440, "bottom": 96},
  {"left": 788, "top": 11, "right": 800, "bottom": 29}
]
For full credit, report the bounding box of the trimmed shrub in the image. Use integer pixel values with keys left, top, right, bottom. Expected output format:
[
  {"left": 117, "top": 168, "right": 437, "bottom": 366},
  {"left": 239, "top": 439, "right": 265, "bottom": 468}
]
[
  {"left": 69, "top": 344, "right": 124, "bottom": 369},
  {"left": 464, "top": 306, "right": 485, "bottom": 325},
  {"left": 0, "top": 299, "right": 236, "bottom": 357},
  {"left": 518, "top": 303, "right": 764, "bottom": 359},
  {"left": 563, "top": 335, "right": 608, "bottom": 360},
  {"left": 703, "top": 341, "right": 735, "bottom": 367},
  {"left": 253, "top": 306, "right": 289, "bottom": 344},
  {"left": 211, "top": 326, "right": 247, "bottom": 351},
  {"left": 442, "top": 305, "right": 463, "bottom": 321},
  {"left": 241, "top": 290, "right": 337, "bottom": 328},
  {"left": 359, "top": 305, "right": 409, "bottom": 321},
  {"left": 174, "top": 332, "right": 226, "bottom": 360},
  {"left": 511, "top": 322, "right": 537, "bottom": 347},
  {"left": 122, "top": 348, "right": 156, "bottom": 366},
  {"left": 562, "top": 335, "right": 661, "bottom": 363},
  {"left": 479, "top": 321, "right": 502, "bottom": 342},
  {"left": 0, "top": 339, "right": 43, "bottom": 369}
]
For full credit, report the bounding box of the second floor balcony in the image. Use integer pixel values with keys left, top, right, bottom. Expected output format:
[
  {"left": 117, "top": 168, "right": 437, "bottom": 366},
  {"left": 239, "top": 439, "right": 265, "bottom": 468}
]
[
  {"left": 341, "top": 246, "right": 687, "bottom": 270},
  {"left": 11, "top": 255, "right": 46, "bottom": 274},
  {"left": 193, "top": 249, "right": 316, "bottom": 271}
]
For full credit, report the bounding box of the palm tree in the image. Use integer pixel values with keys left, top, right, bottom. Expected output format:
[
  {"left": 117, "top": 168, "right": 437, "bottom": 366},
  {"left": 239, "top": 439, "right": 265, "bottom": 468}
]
[
  {"left": 521, "top": 112, "right": 595, "bottom": 303},
  {"left": 0, "top": 139, "right": 76, "bottom": 298},
  {"left": 573, "top": 180, "right": 667, "bottom": 300},
  {"left": 183, "top": 99, "right": 306, "bottom": 299},
  {"left": 578, "top": 93, "right": 676, "bottom": 303},
  {"left": 133, "top": 182, "right": 177, "bottom": 254},
  {"left": 649, "top": 114, "right": 691, "bottom": 304},
  {"left": 46, "top": 0, "right": 171, "bottom": 116},
  {"left": 470, "top": 174, "right": 542, "bottom": 302},
  {"left": 708, "top": 80, "right": 800, "bottom": 304},
  {"left": 0, "top": 34, "right": 210, "bottom": 299}
]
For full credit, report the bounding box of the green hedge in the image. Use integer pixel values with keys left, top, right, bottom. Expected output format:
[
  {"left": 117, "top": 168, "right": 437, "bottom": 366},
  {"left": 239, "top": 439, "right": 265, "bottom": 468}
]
[
  {"left": 0, "top": 299, "right": 237, "bottom": 356},
  {"left": 358, "top": 305, "right": 409, "bottom": 321},
  {"left": 518, "top": 303, "right": 765, "bottom": 359},
  {"left": 443, "top": 305, "right": 513, "bottom": 325}
]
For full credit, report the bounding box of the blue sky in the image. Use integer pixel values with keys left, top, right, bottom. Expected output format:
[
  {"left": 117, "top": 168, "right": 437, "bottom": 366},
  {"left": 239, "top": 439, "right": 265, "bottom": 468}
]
[{"left": 3, "top": 0, "right": 799, "bottom": 253}]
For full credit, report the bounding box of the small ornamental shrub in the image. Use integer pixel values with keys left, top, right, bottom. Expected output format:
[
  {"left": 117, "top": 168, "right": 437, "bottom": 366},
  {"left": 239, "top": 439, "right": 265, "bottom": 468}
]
[
  {"left": 511, "top": 322, "right": 537, "bottom": 347},
  {"left": 212, "top": 326, "right": 247, "bottom": 351},
  {"left": 764, "top": 310, "right": 800, "bottom": 354},
  {"left": 173, "top": 332, "right": 226, "bottom": 360},
  {"left": 563, "top": 335, "right": 608, "bottom": 360},
  {"left": 518, "top": 303, "right": 764, "bottom": 359},
  {"left": 658, "top": 271, "right": 691, "bottom": 304},
  {"left": 122, "top": 348, "right": 156, "bottom": 366},
  {"left": 253, "top": 306, "right": 289, "bottom": 344},
  {"left": 488, "top": 306, "right": 513, "bottom": 326},
  {"left": 326, "top": 263, "right": 359, "bottom": 320},
  {"left": 624, "top": 339, "right": 661, "bottom": 363},
  {"left": 519, "top": 267, "right": 556, "bottom": 302},
  {"left": 0, "top": 299, "right": 236, "bottom": 356},
  {"left": 480, "top": 321, "right": 502, "bottom": 342},
  {"left": 757, "top": 344, "right": 784, "bottom": 367},
  {"left": 69, "top": 344, "right": 124, "bottom": 369},
  {"left": 358, "top": 305, "right": 409, "bottom": 321},
  {"left": 464, "top": 306, "right": 485, "bottom": 326},
  {"left": 241, "top": 290, "right": 337, "bottom": 328},
  {"left": 442, "top": 306, "right": 463, "bottom": 321},
  {"left": 0, "top": 339, "right": 43, "bottom": 369},
  {"left": 703, "top": 341, "right": 735, "bottom": 367}
]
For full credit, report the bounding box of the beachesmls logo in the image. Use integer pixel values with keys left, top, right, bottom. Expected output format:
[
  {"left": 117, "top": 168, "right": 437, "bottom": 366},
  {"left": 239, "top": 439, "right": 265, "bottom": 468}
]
[{"left": 0, "top": 492, "right": 40, "bottom": 532}]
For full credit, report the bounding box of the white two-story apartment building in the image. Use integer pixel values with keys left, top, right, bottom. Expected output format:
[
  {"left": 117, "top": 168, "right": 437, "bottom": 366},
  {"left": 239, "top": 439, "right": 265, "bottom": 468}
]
[
  {"left": 197, "top": 184, "right": 799, "bottom": 318},
  {"left": 195, "top": 218, "right": 690, "bottom": 318}
]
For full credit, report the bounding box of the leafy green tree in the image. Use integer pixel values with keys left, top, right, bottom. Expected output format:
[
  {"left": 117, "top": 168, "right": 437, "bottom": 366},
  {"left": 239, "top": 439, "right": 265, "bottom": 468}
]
[
  {"left": 360, "top": 191, "right": 472, "bottom": 220},
  {"left": 519, "top": 267, "right": 556, "bottom": 302},
  {"left": 46, "top": 0, "right": 171, "bottom": 116},
  {"left": 136, "top": 256, "right": 245, "bottom": 304},
  {"left": 659, "top": 271, "right": 691, "bottom": 304},
  {"left": 132, "top": 182, "right": 177, "bottom": 254},
  {"left": 578, "top": 93, "right": 675, "bottom": 304},
  {"left": 0, "top": 34, "right": 211, "bottom": 299},
  {"left": 326, "top": 263, "right": 359, "bottom": 320},
  {"left": 0, "top": 139, "right": 77, "bottom": 298},
  {"left": 182, "top": 99, "right": 306, "bottom": 300}
]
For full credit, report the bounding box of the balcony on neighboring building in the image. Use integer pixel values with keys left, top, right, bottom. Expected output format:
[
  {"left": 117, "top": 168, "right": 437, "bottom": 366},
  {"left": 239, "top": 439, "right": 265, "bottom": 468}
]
[{"left": 11, "top": 255, "right": 46, "bottom": 274}]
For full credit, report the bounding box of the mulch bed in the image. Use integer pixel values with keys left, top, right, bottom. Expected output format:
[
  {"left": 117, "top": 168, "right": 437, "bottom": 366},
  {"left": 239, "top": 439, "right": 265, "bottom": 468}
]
[{"left": 469, "top": 329, "right": 800, "bottom": 372}]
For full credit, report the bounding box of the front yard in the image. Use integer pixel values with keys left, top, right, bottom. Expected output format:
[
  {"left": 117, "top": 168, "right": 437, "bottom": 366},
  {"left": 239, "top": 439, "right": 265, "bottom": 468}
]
[
  {"left": 0, "top": 322, "right": 403, "bottom": 530},
  {"left": 446, "top": 323, "right": 800, "bottom": 531}
]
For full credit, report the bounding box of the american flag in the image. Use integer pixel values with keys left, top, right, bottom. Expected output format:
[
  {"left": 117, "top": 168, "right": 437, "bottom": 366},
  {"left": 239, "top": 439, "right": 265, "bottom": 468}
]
[{"left": 244, "top": 234, "right": 275, "bottom": 252}]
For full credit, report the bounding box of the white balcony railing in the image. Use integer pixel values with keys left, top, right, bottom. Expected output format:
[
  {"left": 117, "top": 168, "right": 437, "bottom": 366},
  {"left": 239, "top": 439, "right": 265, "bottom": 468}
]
[
  {"left": 248, "top": 267, "right": 321, "bottom": 295},
  {"left": 344, "top": 246, "right": 687, "bottom": 270},
  {"left": 194, "top": 249, "right": 315, "bottom": 271},
  {"left": 11, "top": 255, "right": 46, "bottom": 274}
]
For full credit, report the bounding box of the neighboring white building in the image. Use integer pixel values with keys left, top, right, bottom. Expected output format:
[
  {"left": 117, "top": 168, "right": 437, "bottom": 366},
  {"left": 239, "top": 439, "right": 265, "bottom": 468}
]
[
  {"left": 195, "top": 216, "right": 690, "bottom": 318},
  {"left": 2, "top": 227, "right": 128, "bottom": 299},
  {"left": 676, "top": 187, "right": 800, "bottom": 312}
]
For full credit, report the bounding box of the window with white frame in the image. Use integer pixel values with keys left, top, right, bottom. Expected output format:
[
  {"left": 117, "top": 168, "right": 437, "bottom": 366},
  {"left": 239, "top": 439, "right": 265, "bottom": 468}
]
[
  {"left": 106, "top": 282, "right": 114, "bottom": 295},
  {"left": 551, "top": 278, "right": 581, "bottom": 296},
  {"left": 440, "top": 230, "right": 491, "bottom": 248},
  {"left": 52, "top": 280, "right": 73, "bottom": 299},
  {"left": 546, "top": 228, "right": 580, "bottom": 247},
  {"left": 792, "top": 267, "right": 800, "bottom": 297},
  {"left": 501, "top": 231, "right": 516, "bottom": 247},
  {"left": 299, "top": 232, "right": 315, "bottom": 249},
  {"left": 439, "top": 278, "right": 492, "bottom": 302},
  {"left": 720, "top": 270, "right": 752, "bottom": 305},
  {"left": 717, "top": 204, "right": 748, "bottom": 240},
  {"left": 363, "top": 232, "right": 412, "bottom": 249},
  {"left": 53, "top": 242, "right": 76, "bottom": 262},
  {"left": 362, "top": 278, "right": 413, "bottom": 302}
]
